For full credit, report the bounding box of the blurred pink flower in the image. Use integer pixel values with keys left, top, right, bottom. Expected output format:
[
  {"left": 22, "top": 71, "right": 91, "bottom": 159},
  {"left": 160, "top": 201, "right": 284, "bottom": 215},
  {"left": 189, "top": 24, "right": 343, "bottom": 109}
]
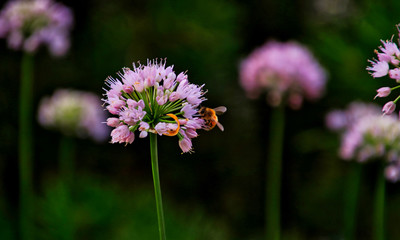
[
  {"left": 326, "top": 102, "right": 380, "bottom": 131},
  {"left": 385, "top": 164, "right": 400, "bottom": 182},
  {"left": 239, "top": 40, "right": 327, "bottom": 109},
  {"left": 38, "top": 89, "right": 108, "bottom": 142},
  {"left": 0, "top": 0, "right": 73, "bottom": 56},
  {"left": 326, "top": 102, "right": 400, "bottom": 182}
]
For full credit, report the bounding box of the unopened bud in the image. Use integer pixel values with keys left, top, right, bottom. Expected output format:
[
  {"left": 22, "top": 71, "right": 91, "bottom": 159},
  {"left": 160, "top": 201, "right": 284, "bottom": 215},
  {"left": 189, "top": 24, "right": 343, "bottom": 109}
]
[
  {"left": 382, "top": 101, "right": 396, "bottom": 115},
  {"left": 106, "top": 117, "right": 120, "bottom": 127},
  {"left": 389, "top": 68, "right": 400, "bottom": 81},
  {"left": 123, "top": 84, "right": 134, "bottom": 94},
  {"left": 374, "top": 87, "right": 391, "bottom": 99}
]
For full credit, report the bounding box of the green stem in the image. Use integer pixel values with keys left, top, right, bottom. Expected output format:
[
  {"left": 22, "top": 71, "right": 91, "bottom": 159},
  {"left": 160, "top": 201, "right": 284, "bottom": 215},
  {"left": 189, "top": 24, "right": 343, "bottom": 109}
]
[
  {"left": 374, "top": 165, "right": 385, "bottom": 240},
  {"left": 150, "top": 133, "right": 167, "bottom": 240},
  {"left": 393, "top": 94, "right": 400, "bottom": 104},
  {"left": 390, "top": 85, "right": 400, "bottom": 91},
  {"left": 343, "top": 163, "right": 362, "bottom": 240},
  {"left": 59, "top": 135, "right": 75, "bottom": 186},
  {"left": 58, "top": 135, "right": 75, "bottom": 240},
  {"left": 266, "top": 105, "right": 285, "bottom": 240},
  {"left": 19, "top": 53, "right": 34, "bottom": 240}
]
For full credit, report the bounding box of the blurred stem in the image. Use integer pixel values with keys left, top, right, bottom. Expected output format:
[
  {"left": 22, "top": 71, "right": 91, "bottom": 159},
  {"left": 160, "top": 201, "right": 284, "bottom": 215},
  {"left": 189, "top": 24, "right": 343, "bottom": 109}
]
[
  {"left": 266, "top": 104, "right": 284, "bottom": 240},
  {"left": 343, "top": 163, "right": 362, "bottom": 240},
  {"left": 374, "top": 164, "right": 385, "bottom": 240},
  {"left": 150, "top": 133, "right": 167, "bottom": 240},
  {"left": 59, "top": 135, "right": 75, "bottom": 186},
  {"left": 19, "top": 53, "right": 34, "bottom": 240},
  {"left": 58, "top": 135, "right": 75, "bottom": 240}
]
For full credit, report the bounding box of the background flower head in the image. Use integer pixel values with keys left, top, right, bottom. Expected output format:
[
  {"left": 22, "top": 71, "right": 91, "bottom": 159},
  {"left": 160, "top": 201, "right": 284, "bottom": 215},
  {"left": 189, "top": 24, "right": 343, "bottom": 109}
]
[
  {"left": 0, "top": 0, "right": 73, "bottom": 56},
  {"left": 326, "top": 102, "right": 400, "bottom": 182},
  {"left": 103, "top": 59, "right": 209, "bottom": 153},
  {"left": 38, "top": 89, "right": 108, "bottom": 142},
  {"left": 239, "top": 40, "right": 327, "bottom": 109}
]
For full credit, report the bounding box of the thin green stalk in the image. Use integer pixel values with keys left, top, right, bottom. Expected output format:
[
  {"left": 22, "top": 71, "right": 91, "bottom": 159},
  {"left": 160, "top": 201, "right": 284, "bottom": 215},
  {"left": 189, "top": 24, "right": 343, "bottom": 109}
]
[
  {"left": 374, "top": 165, "right": 385, "bottom": 240},
  {"left": 19, "top": 53, "right": 34, "bottom": 240},
  {"left": 150, "top": 133, "right": 167, "bottom": 240},
  {"left": 59, "top": 135, "right": 75, "bottom": 186},
  {"left": 58, "top": 135, "right": 75, "bottom": 240},
  {"left": 393, "top": 94, "right": 400, "bottom": 104},
  {"left": 266, "top": 104, "right": 285, "bottom": 240},
  {"left": 343, "top": 163, "right": 362, "bottom": 240}
]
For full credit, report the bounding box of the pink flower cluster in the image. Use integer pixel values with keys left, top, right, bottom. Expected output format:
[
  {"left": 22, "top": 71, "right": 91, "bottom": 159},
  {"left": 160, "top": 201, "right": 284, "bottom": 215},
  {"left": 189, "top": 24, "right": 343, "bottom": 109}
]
[
  {"left": 367, "top": 23, "right": 400, "bottom": 116},
  {"left": 240, "top": 40, "right": 327, "bottom": 109},
  {"left": 0, "top": 0, "right": 73, "bottom": 56},
  {"left": 326, "top": 102, "right": 400, "bottom": 182},
  {"left": 103, "top": 59, "right": 208, "bottom": 153},
  {"left": 38, "top": 89, "right": 108, "bottom": 142}
]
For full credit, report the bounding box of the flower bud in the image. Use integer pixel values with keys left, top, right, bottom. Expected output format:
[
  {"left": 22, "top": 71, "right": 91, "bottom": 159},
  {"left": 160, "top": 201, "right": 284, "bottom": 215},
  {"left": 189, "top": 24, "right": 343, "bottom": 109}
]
[
  {"left": 179, "top": 137, "right": 192, "bottom": 153},
  {"left": 382, "top": 101, "right": 396, "bottom": 115},
  {"left": 106, "top": 117, "right": 120, "bottom": 127},
  {"left": 139, "top": 131, "right": 148, "bottom": 138},
  {"left": 374, "top": 87, "right": 391, "bottom": 99},
  {"left": 389, "top": 68, "right": 400, "bottom": 81},
  {"left": 123, "top": 84, "right": 134, "bottom": 94}
]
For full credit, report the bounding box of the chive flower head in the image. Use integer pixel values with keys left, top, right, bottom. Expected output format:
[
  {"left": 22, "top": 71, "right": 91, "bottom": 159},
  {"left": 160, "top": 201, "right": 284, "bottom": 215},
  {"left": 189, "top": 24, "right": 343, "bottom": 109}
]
[
  {"left": 103, "top": 59, "right": 209, "bottom": 153},
  {"left": 38, "top": 89, "right": 108, "bottom": 141},
  {"left": 0, "top": 0, "right": 73, "bottom": 56}
]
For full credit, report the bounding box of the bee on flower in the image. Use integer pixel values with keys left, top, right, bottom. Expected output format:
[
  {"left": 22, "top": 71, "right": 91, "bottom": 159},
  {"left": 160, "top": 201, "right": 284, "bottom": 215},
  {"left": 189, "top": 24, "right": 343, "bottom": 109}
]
[
  {"left": 198, "top": 106, "right": 226, "bottom": 131},
  {"left": 103, "top": 59, "right": 225, "bottom": 153}
]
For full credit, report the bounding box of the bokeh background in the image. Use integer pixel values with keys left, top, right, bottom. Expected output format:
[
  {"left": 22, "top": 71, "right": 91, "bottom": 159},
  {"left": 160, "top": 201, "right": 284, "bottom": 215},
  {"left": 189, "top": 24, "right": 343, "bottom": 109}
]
[{"left": 1, "top": 0, "right": 400, "bottom": 239}]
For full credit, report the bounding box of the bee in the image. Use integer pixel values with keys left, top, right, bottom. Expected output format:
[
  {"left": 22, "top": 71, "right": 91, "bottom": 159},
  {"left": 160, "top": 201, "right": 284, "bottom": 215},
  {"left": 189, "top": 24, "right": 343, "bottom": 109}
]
[{"left": 198, "top": 106, "right": 227, "bottom": 131}]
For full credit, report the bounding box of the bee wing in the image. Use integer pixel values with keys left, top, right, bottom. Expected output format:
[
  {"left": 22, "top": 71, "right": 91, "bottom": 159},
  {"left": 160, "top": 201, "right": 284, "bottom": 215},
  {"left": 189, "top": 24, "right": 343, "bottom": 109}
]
[
  {"left": 216, "top": 122, "right": 224, "bottom": 131},
  {"left": 213, "top": 106, "right": 227, "bottom": 115}
]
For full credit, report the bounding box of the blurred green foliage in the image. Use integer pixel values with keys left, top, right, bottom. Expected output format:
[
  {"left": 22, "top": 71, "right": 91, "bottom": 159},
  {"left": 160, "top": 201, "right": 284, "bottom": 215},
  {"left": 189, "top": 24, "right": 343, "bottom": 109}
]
[
  {"left": 1, "top": 0, "right": 400, "bottom": 239},
  {"left": 34, "top": 177, "right": 229, "bottom": 240}
]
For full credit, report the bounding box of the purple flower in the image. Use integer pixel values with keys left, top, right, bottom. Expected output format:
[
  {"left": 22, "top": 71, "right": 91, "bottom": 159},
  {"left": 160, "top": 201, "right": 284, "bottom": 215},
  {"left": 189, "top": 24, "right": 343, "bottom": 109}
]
[
  {"left": 239, "top": 40, "right": 327, "bottom": 109},
  {"left": 38, "top": 89, "right": 108, "bottom": 142},
  {"left": 374, "top": 87, "right": 391, "bottom": 99},
  {"left": 327, "top": 101, "right": 400, "bottom": 182},
  {"left": 0, "top": 0, "right": 73, "bottom": 56},
  {"left": 378, "top": 40, "right": 400, "bottom": 65},
  {"left": 366, "top": 61, "right": 389, "bottom": 78},
  {"left": 106, "top": 117, "right": 120, "bottom": 127},
  {"left": 111, "top": 125, "right": 135, "bottom": 144},
  {"left": 325, "top": 110, "right": 348, "bottom": 131},
  {"left": 382, "top": 101, "right": 396, "bottom": 115},
  {"left": 178, "top": 135, "right": 193, "bottom": 153},
  {"left": 389, "top": 69, "right": 400, "bottom": 81},
  {"left": 181, "top": 104, "right": 197, "bottom": 119},
  {"left": 154, "top": 122, "right": 168, "bottom": 136},
  {"left": 139, "top": 121, "right": 149, "bottom": 138},
  {"left": 103, "top": 59, "right": 221, "bottom": 153},
  {"left": 367, "top": 24, "right": 400, "bottom": 117},
  {"left": 385, "top": 165, "right": 400, "bottom": 182}
]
